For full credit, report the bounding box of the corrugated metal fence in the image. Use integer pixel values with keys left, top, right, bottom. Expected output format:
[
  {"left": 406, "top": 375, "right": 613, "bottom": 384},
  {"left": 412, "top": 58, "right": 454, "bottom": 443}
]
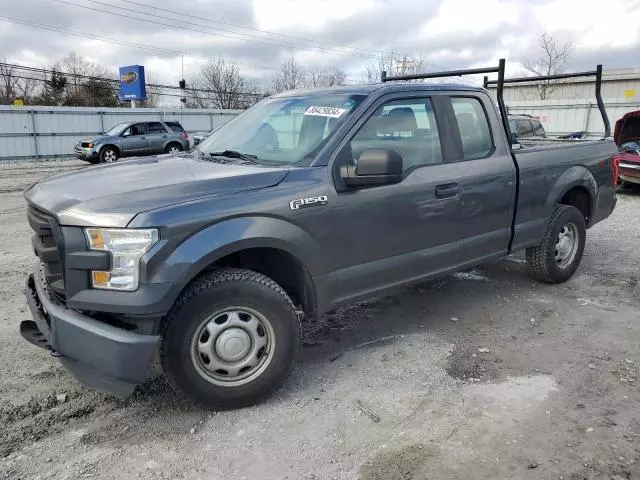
[
  {"left": 0, "top": 105, "right": 241, "bottom": 162},
  {"left": 493, "top": 97, "right": 640, "bottom": 137},
  {"left": 2, "top": 98, "right": 639, "bottom": 162}
]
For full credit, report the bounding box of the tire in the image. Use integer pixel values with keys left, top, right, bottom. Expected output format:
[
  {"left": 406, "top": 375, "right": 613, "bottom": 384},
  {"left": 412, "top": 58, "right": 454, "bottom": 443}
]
[
  {"left": 526, "top": 205, "right": 586, "bottom": 284},
  {"left": 165, "top": 143, "right": 183, "bottom": 154},
  {"left": 161, "top": 268, "right": 300, "bottom": 408},
  {"left": 99, "top": 146, "right": 119, "bottom": 163}
]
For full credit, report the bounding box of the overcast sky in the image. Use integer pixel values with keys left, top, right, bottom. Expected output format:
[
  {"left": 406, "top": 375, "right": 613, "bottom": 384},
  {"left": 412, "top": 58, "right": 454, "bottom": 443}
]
[{"left": 1, "top": 0, "right": 639, "bottom": 90}]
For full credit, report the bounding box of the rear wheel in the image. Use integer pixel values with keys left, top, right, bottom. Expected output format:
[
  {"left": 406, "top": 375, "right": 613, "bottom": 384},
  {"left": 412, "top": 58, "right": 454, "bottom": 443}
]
[
  {"left": 99, "top": 146, "right": 119, "bottom": 163},
  {"left": 526, "top": 205, "right": 586, "bottom": 283},
  {"left": 161, "top": 268, "right": 300, "bottom": 408},
  {"left": 165, "top": 143, "right": 183, "bottom": 154}
]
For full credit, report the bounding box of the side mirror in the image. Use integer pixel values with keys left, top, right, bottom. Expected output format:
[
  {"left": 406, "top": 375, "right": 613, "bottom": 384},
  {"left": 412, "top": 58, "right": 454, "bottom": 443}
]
[
  {"left": 509, "top": 132, "right": 519, "bottom": 145},
  {"left": 340, "top": 148, "right": 403, "bottom": 188}
]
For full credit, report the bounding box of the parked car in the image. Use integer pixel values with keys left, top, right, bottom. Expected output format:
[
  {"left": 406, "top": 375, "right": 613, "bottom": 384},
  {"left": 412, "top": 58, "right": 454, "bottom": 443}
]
[
  {"left": 615, "top": 110, "right": 640, "bottom": 188},
  {"left": 192, "top": 125, "right": 225, "bottom": 147},
  {"left": 192, "top": 131, "right": 210, "bottom": 147},
  {"left": 22, "top": 60, "right": 617, "bottom": 409},
  {"left": 74, "top": 120, "right": 190, "bottom": 164},
  {"left": 508, "top": 114, "right": 547, "bottom": 139}
]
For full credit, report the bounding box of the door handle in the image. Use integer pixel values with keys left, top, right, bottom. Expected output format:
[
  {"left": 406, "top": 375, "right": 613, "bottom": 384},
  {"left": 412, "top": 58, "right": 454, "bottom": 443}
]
[
  {"left": 162, "top": 135, "right": 167, "bottom": 138},
  {"left": 435, "top": 183, "right": 459, "bottom": 198},
  {"left": 140, "top": 136, "right": 146, "bottom": 139}
]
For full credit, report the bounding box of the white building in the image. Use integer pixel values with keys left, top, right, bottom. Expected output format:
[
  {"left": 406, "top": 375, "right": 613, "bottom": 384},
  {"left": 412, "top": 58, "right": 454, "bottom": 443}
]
[{"left": 487, "top": 68, "right": 640, "bottom": 137}]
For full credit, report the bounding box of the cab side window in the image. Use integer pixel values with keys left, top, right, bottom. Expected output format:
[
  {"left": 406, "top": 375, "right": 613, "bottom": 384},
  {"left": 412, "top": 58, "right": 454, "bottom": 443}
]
[
  {"left": 349, "top": 98, "right": 442, "bottom": 172},
  {"left": 451, "top": 97, "right": 493, "bottom": 160}
]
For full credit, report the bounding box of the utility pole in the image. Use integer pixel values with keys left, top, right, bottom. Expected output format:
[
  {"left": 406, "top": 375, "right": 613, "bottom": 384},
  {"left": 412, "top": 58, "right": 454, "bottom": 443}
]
[
  {"left": 394, "top": 55, "right": 417, "bottom": 76},
  {"left": 179, "top": 56, "right": 186, "bottom": 105}
]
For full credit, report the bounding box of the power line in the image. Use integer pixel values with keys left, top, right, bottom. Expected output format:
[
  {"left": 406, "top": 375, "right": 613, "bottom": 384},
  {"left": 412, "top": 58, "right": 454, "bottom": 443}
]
[
  {"left": 1, "top": 62, "right": 267, "bottom": 97},
  {"left": 52, "top": 0, "right": 380, "bottom": 59},
  {"left": 7, "top": 74, "right": 258, "bottom": 103},
  {"left": 0, "top": 15, "right": 275, "bottom": 71},
  {"left": 94, "top": 0, "right": 388, "bottom": 58}
]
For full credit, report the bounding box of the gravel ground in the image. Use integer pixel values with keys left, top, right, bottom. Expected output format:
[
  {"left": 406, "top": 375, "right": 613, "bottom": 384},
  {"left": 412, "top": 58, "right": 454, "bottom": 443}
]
[{"left": 0, "top": 161, "right": 639, "bottom": 480}]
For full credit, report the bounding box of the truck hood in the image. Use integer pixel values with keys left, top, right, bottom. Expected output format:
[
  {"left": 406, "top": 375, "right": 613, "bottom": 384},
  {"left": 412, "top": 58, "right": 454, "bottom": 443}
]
[
  {"left": 24, "top": 154, "right": 289, "bottom": 227},
  {"left": 614, "top": 110, "right": 640, "bottom": 145}
]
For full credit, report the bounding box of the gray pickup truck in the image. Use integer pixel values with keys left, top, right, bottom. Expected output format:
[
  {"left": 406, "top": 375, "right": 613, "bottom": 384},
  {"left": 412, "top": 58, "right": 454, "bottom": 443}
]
[{"left": 21, "top": 60, "right": 618, "bottom": 408}]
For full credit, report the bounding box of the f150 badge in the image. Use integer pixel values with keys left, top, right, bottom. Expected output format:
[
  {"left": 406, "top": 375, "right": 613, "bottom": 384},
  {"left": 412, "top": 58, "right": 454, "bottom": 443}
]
[{"left": 289, "top": 195, "right": 328, "bottom": 210}]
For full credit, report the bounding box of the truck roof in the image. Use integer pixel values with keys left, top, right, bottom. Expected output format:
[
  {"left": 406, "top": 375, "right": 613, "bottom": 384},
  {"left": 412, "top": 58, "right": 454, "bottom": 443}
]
[{"left": 272, "top": 82, "right": 486, "bottom": 98}]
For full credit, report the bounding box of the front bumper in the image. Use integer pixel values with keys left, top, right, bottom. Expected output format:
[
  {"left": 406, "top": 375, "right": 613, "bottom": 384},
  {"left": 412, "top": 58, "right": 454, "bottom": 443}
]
[
  {"left": 21, "top": 264, "right": 159, "bottom": 397},
  {"left": 620, "top": 173, "right": 640, "bottom": 185},
  {"left": 74, "top": 146, "right": 99, "bottom": 160}
]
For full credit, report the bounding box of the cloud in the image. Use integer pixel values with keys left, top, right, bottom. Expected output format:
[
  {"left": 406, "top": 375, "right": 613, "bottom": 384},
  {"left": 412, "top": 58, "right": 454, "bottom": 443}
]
[{"left": 0, "top": 0, "right": 638, "bottom": 89}]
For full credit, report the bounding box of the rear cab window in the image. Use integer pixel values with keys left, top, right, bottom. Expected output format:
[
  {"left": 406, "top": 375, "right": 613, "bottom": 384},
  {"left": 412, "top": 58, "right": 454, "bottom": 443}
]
[{"left": 451, "top": 97, "right": 493, "bottom": 160}]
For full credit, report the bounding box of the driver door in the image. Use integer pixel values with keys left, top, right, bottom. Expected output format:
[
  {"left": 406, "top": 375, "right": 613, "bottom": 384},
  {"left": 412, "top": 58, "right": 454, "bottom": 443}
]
[
  {"left": 121, "top": 123, "right": 148, "bottom": 156},
  {"left": 329, "top": 94, "right": 464, "bottom": 303}
]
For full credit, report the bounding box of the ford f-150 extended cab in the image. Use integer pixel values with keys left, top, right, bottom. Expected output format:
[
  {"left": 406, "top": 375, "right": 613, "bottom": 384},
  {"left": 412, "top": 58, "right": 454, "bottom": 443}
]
[{"left": 21, "top": 60, "right": 618, "bottom": 408}]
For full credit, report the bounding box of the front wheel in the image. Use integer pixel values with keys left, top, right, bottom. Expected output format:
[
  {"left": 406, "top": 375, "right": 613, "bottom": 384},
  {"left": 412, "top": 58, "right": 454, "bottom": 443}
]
[
  {"left": 99, "top": 146, "right": 119, "bottom": 163},
  {"left": 161, "top": 268, "right": 300, "bottom": 408},
  {"left": 526, "top": 205, "right": 586, "bottom": 283}
]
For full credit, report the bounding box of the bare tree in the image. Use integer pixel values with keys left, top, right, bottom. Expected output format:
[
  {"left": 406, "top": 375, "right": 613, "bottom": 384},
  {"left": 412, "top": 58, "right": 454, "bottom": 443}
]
[
  {"left": 188, "top": 58, "right": 260, "bottom": 109},
  {"left": 0, "top": 60, "right": 40, "bottom": 104},
  {"left": 361, "top": 52, "right": 427, "bottom": 83},
  {"left": 523, "top": 32, "right": 572, "bottom": 100},
  {"left": 305, "top": 68, "right": 347, "bottom": 88},
  {"left": 53, "top": 52, "right": 118, "bottom": 106},
  {"left": 140, "top": 72, "right": 162, "bottom": 108},
  {"left": 272, "top": 57, "right": 306, "bottom": 93},
  {"left": 361, "top": 51, "right": 396, "bottom": 84}
]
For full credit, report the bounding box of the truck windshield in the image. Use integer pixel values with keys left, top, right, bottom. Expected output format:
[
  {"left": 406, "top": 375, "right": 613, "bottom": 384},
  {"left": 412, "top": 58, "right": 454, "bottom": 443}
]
[{"left": 198, "top": 93, "right": 367, "bottom": 166}]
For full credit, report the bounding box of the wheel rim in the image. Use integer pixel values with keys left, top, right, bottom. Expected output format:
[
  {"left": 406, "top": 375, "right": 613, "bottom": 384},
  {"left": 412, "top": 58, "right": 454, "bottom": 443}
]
[
  {"left": 168, "top": 146, "right": 180, "bottom": 154},
  {"left": 103, "top": 150, "right": 116, "bottom": 162},
  {"left": 555, "top": 222, "right": 579, "bottom": 268},
  {"left": 190, "top": 307, "right": 275, "bottom": 386}
]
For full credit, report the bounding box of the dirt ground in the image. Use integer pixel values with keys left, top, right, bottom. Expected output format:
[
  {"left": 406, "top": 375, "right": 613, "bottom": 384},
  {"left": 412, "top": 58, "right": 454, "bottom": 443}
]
[{"left": 0, "top": 160, "right": 639, "bottom": 480}]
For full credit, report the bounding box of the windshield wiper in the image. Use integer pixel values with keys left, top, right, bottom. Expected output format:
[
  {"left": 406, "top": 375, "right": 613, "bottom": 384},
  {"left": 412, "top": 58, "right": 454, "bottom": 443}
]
[{"left": 209, "top": 150, "right": 260, "bottom": 164}]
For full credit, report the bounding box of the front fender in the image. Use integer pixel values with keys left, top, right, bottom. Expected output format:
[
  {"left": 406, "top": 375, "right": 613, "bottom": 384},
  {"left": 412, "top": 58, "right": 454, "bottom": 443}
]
[
  {"left": 544, "top": 165, "right": 597, "bottom": 219},
  {"left": 145, "top": 215, "right": 323, "bottom": 304}
]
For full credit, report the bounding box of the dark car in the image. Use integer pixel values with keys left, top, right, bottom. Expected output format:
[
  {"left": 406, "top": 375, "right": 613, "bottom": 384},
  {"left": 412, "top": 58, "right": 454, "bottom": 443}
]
[
  {"left": 508, "top": 114, "right": 547, "bottom": 139},
  {"left": 22, "top": 60, "right": 617, "bottom": 409},
  {"left": 74, "top": 120, "right": 190, "bottom": 164},
  {"left": 615, "top": 110, "right": 640, "bottom": 188}
]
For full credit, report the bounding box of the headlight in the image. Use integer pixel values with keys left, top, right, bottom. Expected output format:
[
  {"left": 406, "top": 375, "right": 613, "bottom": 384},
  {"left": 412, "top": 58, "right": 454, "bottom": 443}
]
[{"left": 84, "top": 228, "right": 158, "bottom": 291}]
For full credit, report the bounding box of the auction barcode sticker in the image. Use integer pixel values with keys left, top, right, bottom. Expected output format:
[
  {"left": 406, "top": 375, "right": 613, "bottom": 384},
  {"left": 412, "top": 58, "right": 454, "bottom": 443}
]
[{"left": 304, "top": 106, "right": 346, "bottom": 118}]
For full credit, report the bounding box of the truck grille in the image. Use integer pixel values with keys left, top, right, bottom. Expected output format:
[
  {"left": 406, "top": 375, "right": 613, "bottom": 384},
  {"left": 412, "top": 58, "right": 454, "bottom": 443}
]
[{"left": 28, "top": 205, "right": 66, "bottom": 304}]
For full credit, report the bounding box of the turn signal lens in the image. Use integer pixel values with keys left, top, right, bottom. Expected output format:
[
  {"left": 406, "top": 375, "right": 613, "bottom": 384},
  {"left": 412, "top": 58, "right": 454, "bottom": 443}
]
[
  {"left": 84, "top": 228, "right": 158, "bottom": 291},
  {"left": 87, "top": 229, "right": 105, "bottom": 249}
]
